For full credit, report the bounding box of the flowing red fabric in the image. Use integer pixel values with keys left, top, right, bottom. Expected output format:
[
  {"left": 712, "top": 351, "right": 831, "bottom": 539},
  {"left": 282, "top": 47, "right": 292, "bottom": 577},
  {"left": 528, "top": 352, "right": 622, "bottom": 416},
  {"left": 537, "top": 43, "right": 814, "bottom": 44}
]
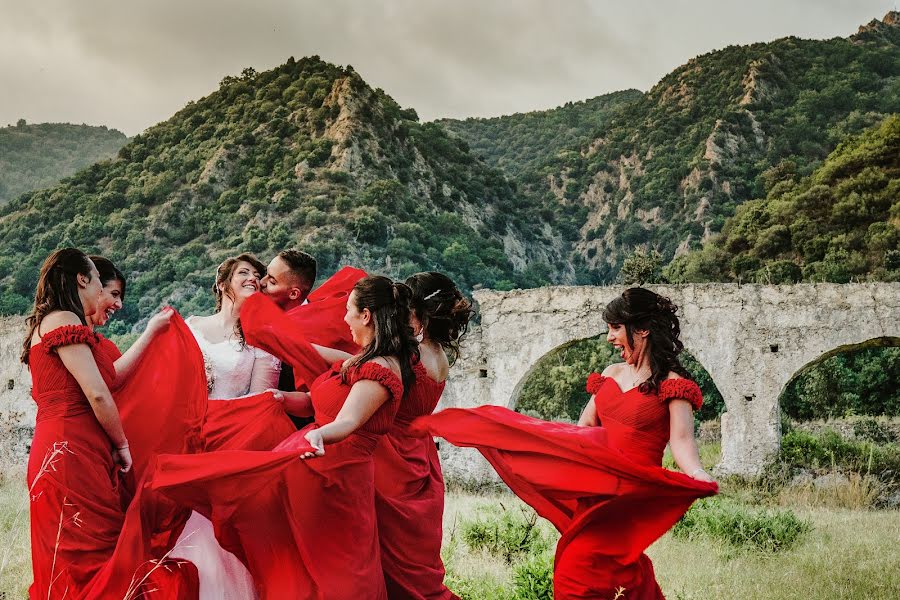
[
  {"left": 374, "top": 360, "right": 458, "bottom": 600},
  {"left": 109, "top": 312, "right": 207, "bottom": 482},
  {"left": 26, "top": 322, "right": 202, "bottom": 600},
  {"left": 241, "top": 292, "right": 332, "bottom": 388},
  {"left": 144, "top": 361, "right": 404, "bottom": 600},
  {"left": 285, "top": 266, "right": 366, "bottom": 377},
  {"left": 410, "top": 376, "right": 718, "bottom": 600},
  {"left": 203, "top": 393, "right": 298, "bottom": 451}
]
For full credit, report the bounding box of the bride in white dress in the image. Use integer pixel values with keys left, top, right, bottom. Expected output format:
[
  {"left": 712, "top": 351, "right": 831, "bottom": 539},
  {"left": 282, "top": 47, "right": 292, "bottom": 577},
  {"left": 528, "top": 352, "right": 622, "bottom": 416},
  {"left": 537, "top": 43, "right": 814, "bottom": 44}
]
[{"left": 170, "top": 253, "right": 280, "bottom": 600}]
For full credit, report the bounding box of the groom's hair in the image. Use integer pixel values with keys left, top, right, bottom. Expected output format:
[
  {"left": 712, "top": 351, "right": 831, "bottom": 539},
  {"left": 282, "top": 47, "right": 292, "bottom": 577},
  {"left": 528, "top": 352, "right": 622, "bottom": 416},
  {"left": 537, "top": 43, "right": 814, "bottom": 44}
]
[{"left": 279, "top": 249, "right": 317, "bottom": 296}]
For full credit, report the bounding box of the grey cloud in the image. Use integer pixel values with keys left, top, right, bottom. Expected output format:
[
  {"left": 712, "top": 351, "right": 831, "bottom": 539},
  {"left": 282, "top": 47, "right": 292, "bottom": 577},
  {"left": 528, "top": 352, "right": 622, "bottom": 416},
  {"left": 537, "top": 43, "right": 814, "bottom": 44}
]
[{"left": 0, "top": 0, "right": 889, "bottom": 134}]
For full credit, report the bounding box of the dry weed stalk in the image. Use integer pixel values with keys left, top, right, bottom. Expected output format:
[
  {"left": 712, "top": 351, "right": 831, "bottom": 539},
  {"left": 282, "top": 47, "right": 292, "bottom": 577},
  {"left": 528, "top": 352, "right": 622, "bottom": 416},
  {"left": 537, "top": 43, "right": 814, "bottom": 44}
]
[
  {"left": 122, "top": 529, "right": 198, "bottom": 600},
  {"left": 0, "top": 442, "right": 74, "bottom": 579}
]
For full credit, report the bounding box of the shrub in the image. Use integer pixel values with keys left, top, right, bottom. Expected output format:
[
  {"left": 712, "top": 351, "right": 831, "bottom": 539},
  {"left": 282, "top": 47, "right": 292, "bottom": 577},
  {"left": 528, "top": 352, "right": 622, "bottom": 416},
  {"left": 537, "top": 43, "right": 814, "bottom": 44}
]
[
  {"left": 673, "top": 497, "right": 811, "bottom": 552},
  {"left": 461, "top": 506, "right": 550, "bottom": 564},
  {"left": 779, "top": 429, "right": 900, "bottom": 476},
  {"left": 510, "top": 553, "right": 554, "bottom": 600}
]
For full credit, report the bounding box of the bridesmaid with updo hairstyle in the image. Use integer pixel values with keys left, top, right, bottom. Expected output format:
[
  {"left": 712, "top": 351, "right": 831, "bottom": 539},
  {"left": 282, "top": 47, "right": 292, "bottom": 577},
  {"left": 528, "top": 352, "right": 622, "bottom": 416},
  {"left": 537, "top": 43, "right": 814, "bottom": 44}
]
[{"left": 375, "top": 272, "right": 473, "bottom": 600}]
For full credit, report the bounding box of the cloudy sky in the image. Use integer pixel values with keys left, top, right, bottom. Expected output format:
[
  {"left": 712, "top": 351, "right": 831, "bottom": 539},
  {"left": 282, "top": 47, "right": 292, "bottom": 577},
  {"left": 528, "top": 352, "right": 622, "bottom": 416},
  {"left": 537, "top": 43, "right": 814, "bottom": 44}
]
[{"left": 0, "top": 0, "right": 892, "bottom": 135}]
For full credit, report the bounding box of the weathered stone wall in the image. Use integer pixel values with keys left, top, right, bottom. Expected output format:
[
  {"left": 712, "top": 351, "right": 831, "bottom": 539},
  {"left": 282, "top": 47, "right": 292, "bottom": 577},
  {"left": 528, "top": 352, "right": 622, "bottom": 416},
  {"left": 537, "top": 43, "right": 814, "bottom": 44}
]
[
  {"left": 0, "top": 316, "right": 33, "bottom": 473},
  {"left": 438, "top": 283, "right": 900, "bottom": 480},
  {"left": 1, "top": 283, "right": 897, "bottom": 480}
]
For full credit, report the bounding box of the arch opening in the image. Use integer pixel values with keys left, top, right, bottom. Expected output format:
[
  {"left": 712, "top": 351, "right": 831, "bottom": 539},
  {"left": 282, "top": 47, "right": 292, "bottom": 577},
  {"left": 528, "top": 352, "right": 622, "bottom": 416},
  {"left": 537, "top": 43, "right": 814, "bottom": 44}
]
[{"left": 779, "top": 336, "right": 900, "bottom": 422}]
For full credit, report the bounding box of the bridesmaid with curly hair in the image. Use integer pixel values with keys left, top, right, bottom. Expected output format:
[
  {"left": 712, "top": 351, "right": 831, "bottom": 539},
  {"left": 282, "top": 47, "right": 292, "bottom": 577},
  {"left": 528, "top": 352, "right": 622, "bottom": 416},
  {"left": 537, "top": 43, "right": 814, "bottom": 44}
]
[{"left": 412, "top": 287, "right": 717, "bottom": 600}]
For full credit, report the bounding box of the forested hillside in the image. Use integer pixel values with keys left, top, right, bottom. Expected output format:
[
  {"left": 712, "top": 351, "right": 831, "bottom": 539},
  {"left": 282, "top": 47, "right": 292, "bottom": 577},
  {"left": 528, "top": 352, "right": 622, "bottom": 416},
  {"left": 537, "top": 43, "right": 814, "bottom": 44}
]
[
  {"left": 515, "top": 12, "right": 900, "bottom": 282},
  {"left": 669, "top": 115, "right": 900, "bottom": 283},
  {"left": 0, "top": 57, "right": 565, "bottom": 329},
  {"left": 0, "top": 121, "right": 126, "bottom": 204},
  {"left": 438, "top": 90, "right": 641, "bottom": 179},
  {"left": 1, "top": 14, "right": 897, "bottom": 331}
]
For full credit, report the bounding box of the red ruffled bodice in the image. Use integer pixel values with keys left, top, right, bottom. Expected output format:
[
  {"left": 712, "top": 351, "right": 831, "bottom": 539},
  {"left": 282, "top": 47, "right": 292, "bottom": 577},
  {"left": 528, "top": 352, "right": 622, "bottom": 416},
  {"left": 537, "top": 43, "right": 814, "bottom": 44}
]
[
  {"left": 309, "top": 360, "right": 402, "bottom": 448},
  {"left": 29, "top": 325, "right": 116, "bottom": 422},
  {"left": 586, "top": 374, "right": 703, "bottom": 466}
]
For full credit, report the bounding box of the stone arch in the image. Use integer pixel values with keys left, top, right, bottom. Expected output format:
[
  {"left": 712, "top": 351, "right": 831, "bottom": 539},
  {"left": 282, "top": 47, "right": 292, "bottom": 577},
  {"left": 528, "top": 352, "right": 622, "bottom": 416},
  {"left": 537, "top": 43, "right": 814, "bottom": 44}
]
[
  {"left": 440, "top": 283, "right": 900, "bottom": 479},
  {"left": 778, "top": 336, "right": 900, "bottom": 419},
  {"left": 506, "top": 334, "right": 603, "bottom": 414}
]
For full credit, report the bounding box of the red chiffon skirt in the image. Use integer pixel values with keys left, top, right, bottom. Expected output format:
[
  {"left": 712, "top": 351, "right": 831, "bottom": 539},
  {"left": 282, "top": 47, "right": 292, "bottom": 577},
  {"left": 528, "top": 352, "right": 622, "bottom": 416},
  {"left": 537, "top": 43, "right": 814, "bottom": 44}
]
[
  {"left": 139, "top": 429, "right": 386, "bottom": 600},
  {"left": 410, "top": 407, "right": 718, "bottom": 600},
  {"left": 374, "top": 431, "right": 457, "bottom": 600}
]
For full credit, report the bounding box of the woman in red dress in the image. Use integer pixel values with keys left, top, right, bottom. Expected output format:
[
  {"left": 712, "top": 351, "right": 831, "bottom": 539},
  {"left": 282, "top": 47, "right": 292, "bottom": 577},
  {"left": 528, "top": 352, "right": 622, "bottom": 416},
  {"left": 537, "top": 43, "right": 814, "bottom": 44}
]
[
  {"left": 375, "top": 272, "right": 472, "bottom": 600},
  {"left": 411, "top": 288, "right": 718, "bottom": 600},
  {"left": 21, "top": 249, "right": 204, "bottom": 599},
  {"left": 146, "top": 275, "right": 419, "bottom": 599}
]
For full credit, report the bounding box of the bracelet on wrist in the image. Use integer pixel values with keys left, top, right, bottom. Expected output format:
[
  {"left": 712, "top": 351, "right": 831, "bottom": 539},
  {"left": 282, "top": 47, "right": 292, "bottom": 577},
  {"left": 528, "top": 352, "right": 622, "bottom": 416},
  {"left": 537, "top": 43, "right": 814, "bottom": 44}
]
[{"left": 116, "top": 442, "right": 130, "bottom": 450}]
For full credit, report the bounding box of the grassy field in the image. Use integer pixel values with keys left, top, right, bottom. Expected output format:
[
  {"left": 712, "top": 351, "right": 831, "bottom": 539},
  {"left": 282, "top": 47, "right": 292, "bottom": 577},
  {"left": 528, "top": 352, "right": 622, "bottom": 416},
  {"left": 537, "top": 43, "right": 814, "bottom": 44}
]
[
  {"left": 441, "top": 490, "right": 900, "bottom": 600},
  {"left": 2, "top": 433, "right": 899, "bottom": 600}
]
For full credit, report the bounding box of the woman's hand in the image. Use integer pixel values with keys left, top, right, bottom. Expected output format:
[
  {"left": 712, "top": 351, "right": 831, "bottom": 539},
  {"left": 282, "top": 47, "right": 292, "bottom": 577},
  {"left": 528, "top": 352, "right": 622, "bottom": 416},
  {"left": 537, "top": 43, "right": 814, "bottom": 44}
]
[
  {"left": 302, "top": 428, "right": 325, "bottom": 460},
  {"left": 691, "top": 467, "right": 716, "bottom": 483},
  {"left": 113, "top": 444, "right": 133, "bottom": 473},
  {"left": 266, "top": 388, "right": 284, "bottom": 403},
  {"left": 145, "top": 306, "right": 175, "bottom": 338}
]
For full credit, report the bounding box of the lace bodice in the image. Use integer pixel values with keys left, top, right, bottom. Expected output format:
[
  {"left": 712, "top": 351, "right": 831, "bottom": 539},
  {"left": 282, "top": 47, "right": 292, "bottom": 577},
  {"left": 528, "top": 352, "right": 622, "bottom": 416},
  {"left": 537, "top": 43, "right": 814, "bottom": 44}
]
[{"left": 186, "top": 316, "right": 280, "bottom": 400}]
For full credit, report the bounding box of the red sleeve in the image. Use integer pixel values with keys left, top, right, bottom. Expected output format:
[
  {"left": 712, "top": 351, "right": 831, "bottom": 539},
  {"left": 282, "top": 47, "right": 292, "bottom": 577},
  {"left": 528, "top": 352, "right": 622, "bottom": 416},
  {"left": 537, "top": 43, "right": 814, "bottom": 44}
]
[
  {"left": 41, "top": 325, "right": 99, "bottom": 353},
  {"left": 659, "top": 379, "right": 703, "bottom": 411},
  {"left": 350, "top": 362, "right": 404, "bottom": 402},
  {"left": 586, "top": 373, "right": 606, "bottom": 395}
]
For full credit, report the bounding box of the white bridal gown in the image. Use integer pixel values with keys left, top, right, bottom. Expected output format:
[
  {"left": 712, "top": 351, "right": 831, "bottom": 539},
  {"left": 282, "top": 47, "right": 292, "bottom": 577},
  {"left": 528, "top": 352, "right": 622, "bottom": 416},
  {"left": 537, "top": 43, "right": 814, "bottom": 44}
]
[{"left": 169, "top": 316, "right": 281, "bottom": 600}]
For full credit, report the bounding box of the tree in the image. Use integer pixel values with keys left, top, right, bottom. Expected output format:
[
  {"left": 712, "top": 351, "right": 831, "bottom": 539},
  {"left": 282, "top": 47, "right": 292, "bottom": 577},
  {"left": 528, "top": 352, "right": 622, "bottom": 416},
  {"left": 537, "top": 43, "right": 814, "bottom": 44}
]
[{"left": 619, "top": 249, "right": 664, "bottom": 284}]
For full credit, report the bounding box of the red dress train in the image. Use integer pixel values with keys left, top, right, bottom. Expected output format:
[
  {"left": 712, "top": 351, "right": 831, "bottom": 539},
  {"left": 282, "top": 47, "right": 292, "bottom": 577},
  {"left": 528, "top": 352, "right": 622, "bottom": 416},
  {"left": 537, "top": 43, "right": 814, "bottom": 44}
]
[
  {"left": 26, "top": 316, "right": 205, "bottom": 600},
  {"left": 410, "top": 375, "right": 718, "bottom": 600},
  {"left": 374, "top": 360, "right": 458, "bottom": 600}
]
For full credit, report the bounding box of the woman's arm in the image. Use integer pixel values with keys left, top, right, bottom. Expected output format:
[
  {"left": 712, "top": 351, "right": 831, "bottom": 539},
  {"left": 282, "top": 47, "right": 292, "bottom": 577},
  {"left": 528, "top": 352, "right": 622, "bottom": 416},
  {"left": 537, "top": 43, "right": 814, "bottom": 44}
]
[
  {"left": 111, "top": 308, "right": 174, "bottom": 388},
  {"left": 301, "top": 379, "right": 389, "bottom": 458},
  {"left": 269, "top": 390, "right": 314, "bottom": 417},
  {"left": 49, "top": 315, "right": 131, "bottom": 473},
  {"left": 249, "top": 350, "right": 282, "bottom": 394},
  {"left": 668, "top": 399, "right": 714, "bottom": 482},
  {"left": 577, "top": 397, "right": 600, "bottom": 427}
]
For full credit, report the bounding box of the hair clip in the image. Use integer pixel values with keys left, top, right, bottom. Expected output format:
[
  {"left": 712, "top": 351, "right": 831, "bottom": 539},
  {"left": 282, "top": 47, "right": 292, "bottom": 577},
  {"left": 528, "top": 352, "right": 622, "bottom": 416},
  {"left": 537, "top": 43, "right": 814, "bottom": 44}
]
[{"left": 423, "top": 289, "right": 441, "bottom": 301}]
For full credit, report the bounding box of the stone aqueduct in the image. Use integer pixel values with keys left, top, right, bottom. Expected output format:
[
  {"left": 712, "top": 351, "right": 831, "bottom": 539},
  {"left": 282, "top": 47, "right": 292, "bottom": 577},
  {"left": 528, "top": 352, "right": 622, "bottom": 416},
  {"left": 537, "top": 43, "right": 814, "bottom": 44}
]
[
  {"left": 1, "top": 283, "right": 898, "bottom": 478},
  {"left": 437, "top": 283, "right": 900, "bottom": 481}
]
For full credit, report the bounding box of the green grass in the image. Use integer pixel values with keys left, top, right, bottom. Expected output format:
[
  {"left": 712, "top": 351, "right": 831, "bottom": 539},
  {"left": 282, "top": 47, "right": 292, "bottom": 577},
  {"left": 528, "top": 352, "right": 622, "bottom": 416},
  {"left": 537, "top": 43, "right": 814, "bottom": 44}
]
[
  {"left": 0, "top": 474, "right": 30, "bottom": 599},
  {"left": 444, "top": 490, "right": 900, "bottom": 600},
  {"left": 673, "top": 497, "right": 811, "bottom": 553},
  {"left": 2, "top": 468, "right": 899, "bottom": 599}
]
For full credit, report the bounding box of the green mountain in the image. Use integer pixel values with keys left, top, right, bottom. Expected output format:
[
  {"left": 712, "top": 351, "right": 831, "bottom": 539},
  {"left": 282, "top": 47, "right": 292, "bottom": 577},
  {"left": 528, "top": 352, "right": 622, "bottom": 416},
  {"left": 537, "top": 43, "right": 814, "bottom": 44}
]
[
  {"left": 0, "top": 121, "right": 127, "bottom": 204},
  {"left": 528, "top": 12, "right": 900, "bottom": 282},
  {"left": 437, "top": 90, "right": 642, "bottom": 179},
  {"left": 0, "top": 57, "right": 563, "bottom": 329},
  {"left": 667, "top": 114, "right": 900, "bottom": 283}
]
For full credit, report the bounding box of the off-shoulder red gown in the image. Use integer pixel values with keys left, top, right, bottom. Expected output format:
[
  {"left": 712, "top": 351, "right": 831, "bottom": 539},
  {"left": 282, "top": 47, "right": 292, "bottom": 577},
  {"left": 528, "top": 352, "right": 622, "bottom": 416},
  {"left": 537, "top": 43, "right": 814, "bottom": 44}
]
[
  {"left": 145, "top": 364, "right": 404, "bottom": 600},
  {"left": 26, "top": 319, "right": 205, "bottom": 600},
  {"left": 374, "top": 360, "right": 458, "bottom": 600},
  {"left": 411, "top": 374, "right": 718, "bottom": 600}
]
